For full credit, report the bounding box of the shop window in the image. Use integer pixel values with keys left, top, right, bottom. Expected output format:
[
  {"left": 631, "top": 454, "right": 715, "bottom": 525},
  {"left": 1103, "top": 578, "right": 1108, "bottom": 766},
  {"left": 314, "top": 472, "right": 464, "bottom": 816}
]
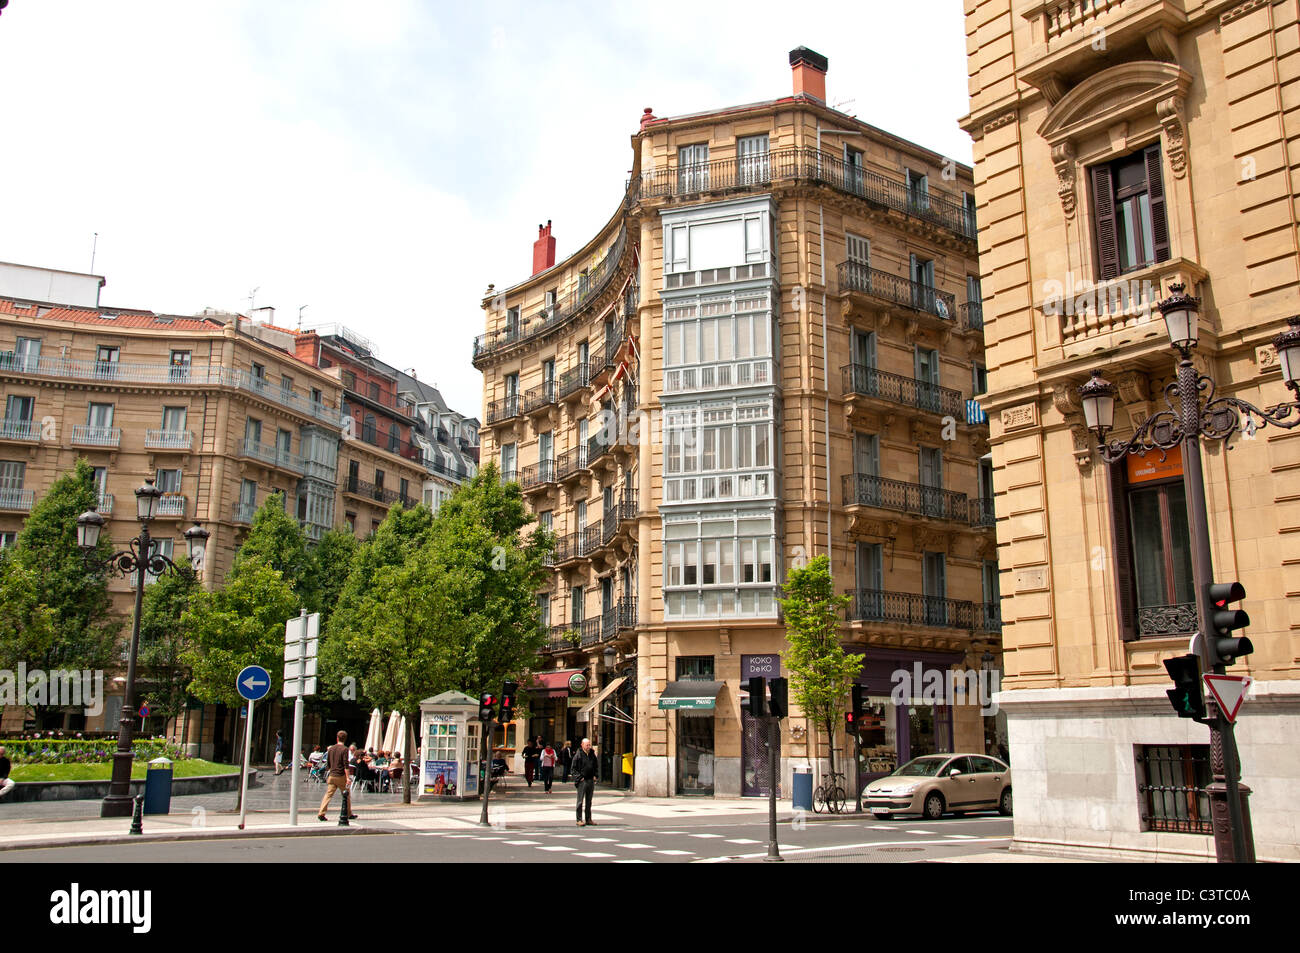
[{"left": 1090, "top": 142, "right": 1169, "bottom": 280}]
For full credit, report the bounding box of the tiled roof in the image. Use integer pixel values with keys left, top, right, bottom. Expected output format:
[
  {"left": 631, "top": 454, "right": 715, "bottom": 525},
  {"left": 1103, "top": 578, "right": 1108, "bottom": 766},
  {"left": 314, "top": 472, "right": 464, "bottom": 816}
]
[{"left": 0, "top": 297, "right": 221, "bottom": 331}]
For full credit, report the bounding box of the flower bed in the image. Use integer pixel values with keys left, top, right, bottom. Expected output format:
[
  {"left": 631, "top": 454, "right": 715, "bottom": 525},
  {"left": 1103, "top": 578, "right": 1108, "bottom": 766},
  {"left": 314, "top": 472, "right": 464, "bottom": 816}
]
[{"left": 0, "top": 738, "right": 186, "bottom": 764}]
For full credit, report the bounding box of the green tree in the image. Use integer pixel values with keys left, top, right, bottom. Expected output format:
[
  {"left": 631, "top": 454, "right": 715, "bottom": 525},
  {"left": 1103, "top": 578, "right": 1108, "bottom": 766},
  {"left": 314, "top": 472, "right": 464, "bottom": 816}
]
[
  {"left": 777, "top": 554, "right": 860, "bottom": 783},
  {"left": 233, "top": 491, "right": 317, "bottom": 611},
  {"left": 181, "top": 558, "right": 297, "bottom": 710},
  {"left": 0, "top": 460, "right": 120, "bottom": 724},
  {"left": 311, "top": 527, "right": 360, "bottom": 628},
  {"left": 137, "top": 564, "right": 200, "bottom": 729},
  {"left": 0, "top": 557, "right": 57, "bottom": 680}
]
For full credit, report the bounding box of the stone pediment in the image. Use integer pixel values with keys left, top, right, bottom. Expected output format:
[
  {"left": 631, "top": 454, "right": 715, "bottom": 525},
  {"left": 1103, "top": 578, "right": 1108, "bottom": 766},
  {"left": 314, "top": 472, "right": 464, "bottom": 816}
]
[{"left": 1037, "top": 61, "right": 1191, "bottom": 148}]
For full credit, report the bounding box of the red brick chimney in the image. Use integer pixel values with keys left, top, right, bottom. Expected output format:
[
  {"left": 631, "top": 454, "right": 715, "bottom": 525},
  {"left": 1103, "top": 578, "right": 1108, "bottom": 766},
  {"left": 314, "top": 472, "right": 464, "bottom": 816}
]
[
  {"left": 532, "top": 220, "right": 556, "bottom": 275},
  {"left": 790, "top": 47, "right": 828, "bottom": 102}
]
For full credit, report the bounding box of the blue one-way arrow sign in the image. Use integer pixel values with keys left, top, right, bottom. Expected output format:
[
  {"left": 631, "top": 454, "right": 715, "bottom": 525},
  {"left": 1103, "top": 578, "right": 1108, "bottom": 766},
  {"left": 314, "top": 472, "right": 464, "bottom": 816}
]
[{"left": 236, "top": 665, "right": 272, "bottom": 702}]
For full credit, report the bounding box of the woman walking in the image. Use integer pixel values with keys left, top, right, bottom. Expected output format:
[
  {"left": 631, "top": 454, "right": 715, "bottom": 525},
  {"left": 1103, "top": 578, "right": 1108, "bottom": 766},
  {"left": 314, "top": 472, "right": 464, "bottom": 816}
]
[{"left": 539, "top": 741, "right": 558, "bottom": 793}]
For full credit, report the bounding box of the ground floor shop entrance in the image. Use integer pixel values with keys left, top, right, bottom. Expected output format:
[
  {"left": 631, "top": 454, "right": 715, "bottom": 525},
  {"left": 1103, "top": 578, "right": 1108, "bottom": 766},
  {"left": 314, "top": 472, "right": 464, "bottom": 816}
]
[{"left": 676, "top": 712, "right": 714, "bottom": 795}]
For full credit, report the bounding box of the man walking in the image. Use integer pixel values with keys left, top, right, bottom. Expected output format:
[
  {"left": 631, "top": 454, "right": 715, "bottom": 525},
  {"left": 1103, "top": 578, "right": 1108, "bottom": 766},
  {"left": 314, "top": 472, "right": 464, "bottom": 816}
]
[
  {"left": 317, "top": 730, "right": 356, "bottom": 821},
  {"left": 572, "top": 737, "right": 598, "bottom": 826}
]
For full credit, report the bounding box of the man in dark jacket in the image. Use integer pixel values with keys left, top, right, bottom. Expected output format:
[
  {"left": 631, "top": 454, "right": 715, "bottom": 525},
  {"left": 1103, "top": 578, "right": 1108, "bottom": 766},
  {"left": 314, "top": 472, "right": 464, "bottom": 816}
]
[{"left": 572, "top": 737, "right": 598, "bottom": 826}]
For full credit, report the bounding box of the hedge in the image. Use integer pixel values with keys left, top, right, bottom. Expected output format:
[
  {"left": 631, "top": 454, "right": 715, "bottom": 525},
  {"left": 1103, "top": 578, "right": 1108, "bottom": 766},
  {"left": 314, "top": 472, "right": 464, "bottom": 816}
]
[{"left": 0, "top": 738, "right": 187, "bottom": 765}]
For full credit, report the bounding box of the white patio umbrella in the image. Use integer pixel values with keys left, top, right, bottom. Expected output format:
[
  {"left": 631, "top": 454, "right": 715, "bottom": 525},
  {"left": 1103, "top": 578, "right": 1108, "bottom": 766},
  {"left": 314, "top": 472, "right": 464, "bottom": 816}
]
[
  {"left": 395, "top": 716, "right": 408, "bottom": 759},
  {"left": 364, "top": 708, "right": 382, "bottom": 752},
  {"left": 382, "top": 710, "right": 402, "bottom": 753}
]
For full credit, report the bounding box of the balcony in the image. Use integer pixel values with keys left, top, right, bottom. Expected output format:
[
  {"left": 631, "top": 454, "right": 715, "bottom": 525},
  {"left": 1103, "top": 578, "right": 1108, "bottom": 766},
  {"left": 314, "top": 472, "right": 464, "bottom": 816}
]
[
  {"left": 978, "top": 602, "right": 1003, "bottom": 634},
  {"left": 156, "top": 493, "right": 187, "bottom": 518},
  {"left": 639, "top": 146, "right": 976, "bottom": 241},
  {"left": 841, "top": 364, "right": 964, "bottom": 418},
  {"left": 232, "top": 502, "right": 256, "bottom": 525},
  {"left": 0, "top": 354, "right": 343, "bottom": 427},
  {"left": 842, "top": 474, "right": 969, "bottom": 523},
  {"left": 0, "top": 419, "right": 39, "bottom": 443},
  {"left": 71, "top": 425, "right": 122, "bottom": 448},
  {"left": 343, "top": 476, "right": 416, "bottom": 508},
  {"left": 578, "top": 617, "right": 602, "bottom": 648},
  {"left": 523, "top": 381, "right": 557, "bottom": 415},
  {"left": 664, "top": 359, "right": 773, "bottom": 395},
  {"left": 601, "top": 596, "right": 637, "bottom": 639},
  {"left": 586, "top": 434, "right": 613, "bottom": 470},
  {"left": 847, "top": 589, "right": 978, "bottom": 630},
  {"left": 837, "top": 261, "right": 958, "bottom": 323},
  {"left": 960, "top": 301, "right": 984, "bottom": 331},
  {"left": 97, "top": 492, "right": 114, "bottom": 515},
  {"left": 970, "top": 498, "right": 996, "bottom": 528},
  {"left": 542, "top": 624, "right": 582, "bottom": 654},
  {"left": 145, "top": 429, "right": 194, "bottom": 451},
  {"left": 556, "top": 363, "right": 591, "bottom": 402},
  {"left": 555, "top": 445, "right": 588, "bottom": 484},
  {"left": 241, "top": 438, "right": 305, "bottom": 475},
  {"left": 473, "top": 227, "right": 629, "bottom": 364},
  {"left": 521, "top": 459, "right": 557, "bottom": 491},
  {"left": 0, "top": 488, "right": 35, "bottom": 511},
  {"left": 486, "top": 394, "right": 522, "bottom": 426}
]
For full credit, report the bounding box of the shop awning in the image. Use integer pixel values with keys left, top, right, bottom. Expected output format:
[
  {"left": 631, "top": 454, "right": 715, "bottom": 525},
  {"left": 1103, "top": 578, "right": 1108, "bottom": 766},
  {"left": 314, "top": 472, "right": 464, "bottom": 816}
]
[
  {"left": 527, "top": 669, "right": 585, "bottom": 699},
  {"left": 657, "top": 680, "right": 724, "bottom": 710},
  {"left": 575, "top": 676, "right": 627, "bottom": 724}
]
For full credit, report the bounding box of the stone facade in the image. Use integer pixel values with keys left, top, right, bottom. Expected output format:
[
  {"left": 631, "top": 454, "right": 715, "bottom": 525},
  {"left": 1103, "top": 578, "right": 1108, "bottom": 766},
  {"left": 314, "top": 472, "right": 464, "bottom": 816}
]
[{"left": 961, "top": 0, "right": 1300, "bottom": 860}]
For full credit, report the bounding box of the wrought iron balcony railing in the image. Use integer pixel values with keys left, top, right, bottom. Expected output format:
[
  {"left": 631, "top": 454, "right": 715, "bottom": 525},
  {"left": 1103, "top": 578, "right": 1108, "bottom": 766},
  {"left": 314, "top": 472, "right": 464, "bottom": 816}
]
[
  {"left": 841, "top": 364, "right": 964, "bottom": 417},
  {"left": 579, "top": 617, "right": 602, "bottom": 647},
  {"left": 960, "top": 301, "right": 984, "bottom": 331},
  {"left": 837, "top": 261, "right": 958, "bottom": 321},
  {"left": 542, "top": 624, "right": 581, "bottom": 654},
  {"left": 523, "top": 380, "right": 557, "bottom": 414},
  {"left": 521, "top": 459, "right": 557, "bottom": 490},
  {"left": 0, "top": 419, "right": 39, "bottom": 442},
  {"left": 241, "top": 438, "right": 305, "bottom": 475},
  {"left": 145, "top": 429, "right": 194, "bottom": 450},
  {"left": 842, "top": 474, "right": 969, "bottom": 522},
  {"left": 71, "top": 425, "right": 122, "bottom": 448},
  {"left": 343, "top": 476, "right": 416, "bottom": 508},
  {"left": 556, "top": 362, "right": 590, "bottom": 400},
  {"left": 555, "top": 445, "right": 588, "bottom": 482},
  {"left": 486, "top": 394, "right": 522, "bottom": 425},
  {"left": 232, "top": 502, "right": 256, "bottom": 525},
  {"left": 847, "top": 589, "right": 977, "bottom": 629},
  {"left": 970, "top": 497, "right": 996, "bottom": 528},
  {"left": 0, "top": 488, "right": 35, "bottom": 511},
  {"left": 639, "top": 146, "right": 976, "bottom": 241},
  {"left": 978, "top": 602, "right": 1003, "bottom": 633}
]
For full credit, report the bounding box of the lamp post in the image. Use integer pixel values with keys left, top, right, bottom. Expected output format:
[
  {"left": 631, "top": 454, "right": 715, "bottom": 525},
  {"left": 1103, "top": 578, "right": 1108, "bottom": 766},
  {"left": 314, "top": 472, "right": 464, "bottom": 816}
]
[
  {"left": 1078, "top": 291, "right": 1300, "bottom": 863},
  {"left": 77, "top": 479, "right": 209, "bottom": 818}
]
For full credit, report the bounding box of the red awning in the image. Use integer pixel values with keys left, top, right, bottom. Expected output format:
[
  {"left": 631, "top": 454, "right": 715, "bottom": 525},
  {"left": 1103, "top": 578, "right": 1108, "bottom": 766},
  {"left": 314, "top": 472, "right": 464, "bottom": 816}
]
[{"left": 528, "top": 669, "right": 584, "bottom": 699}]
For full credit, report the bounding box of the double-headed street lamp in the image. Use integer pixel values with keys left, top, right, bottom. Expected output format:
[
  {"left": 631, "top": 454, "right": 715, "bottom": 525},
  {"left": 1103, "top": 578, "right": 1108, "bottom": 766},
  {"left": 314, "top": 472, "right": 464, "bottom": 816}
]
[
  {"left": 1077, "top": 288, "right": 1300, "bottom": 863},
  {"left": 77, "top": 479, "right": 209, "bottom": 818}
]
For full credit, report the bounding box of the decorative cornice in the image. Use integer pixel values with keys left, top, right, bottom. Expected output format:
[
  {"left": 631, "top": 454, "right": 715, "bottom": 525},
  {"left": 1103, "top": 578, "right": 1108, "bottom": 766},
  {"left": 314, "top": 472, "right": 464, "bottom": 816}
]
[
  {"left": 983, "top": 111, "right": 1018, "bottom": 134},
  {"left": 1220, "top": 0, "right": 1268, "bottom": 25}
]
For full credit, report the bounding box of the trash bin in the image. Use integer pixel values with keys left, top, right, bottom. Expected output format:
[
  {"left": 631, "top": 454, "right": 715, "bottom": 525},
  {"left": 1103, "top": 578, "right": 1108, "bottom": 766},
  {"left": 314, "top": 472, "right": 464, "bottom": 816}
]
[
  {"left": 143, "top": 757, "right": 173, "bottom": 815},
  {"left": 791, "top": 764, "right": 813, "bottom": 812}
]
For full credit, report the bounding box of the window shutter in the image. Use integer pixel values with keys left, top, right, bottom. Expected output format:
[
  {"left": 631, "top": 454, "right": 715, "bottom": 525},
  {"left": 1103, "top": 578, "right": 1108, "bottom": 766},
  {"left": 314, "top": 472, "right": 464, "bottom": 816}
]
[
  {"left": 1145, "top": 144, "right": 1170, "bottom": 264},
  {"left": 1108, "top": 462, "right": 1139, "bottom": 641},
  {"left": 1091, "top": 164, "right": 1120, "bottom": 280}
]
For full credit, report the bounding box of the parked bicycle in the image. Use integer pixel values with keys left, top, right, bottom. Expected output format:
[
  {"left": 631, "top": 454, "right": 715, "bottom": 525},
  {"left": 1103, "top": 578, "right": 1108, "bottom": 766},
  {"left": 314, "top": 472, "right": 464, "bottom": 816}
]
[{"left": 812, "top": 770, "right": 848, "bottom": 814}]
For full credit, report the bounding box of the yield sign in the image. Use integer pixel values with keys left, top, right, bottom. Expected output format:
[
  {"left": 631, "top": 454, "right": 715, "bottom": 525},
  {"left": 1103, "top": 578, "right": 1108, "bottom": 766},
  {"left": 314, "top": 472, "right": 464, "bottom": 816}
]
[{"left": 1203, "top": 675, "right": 1252, "bottom": 724}]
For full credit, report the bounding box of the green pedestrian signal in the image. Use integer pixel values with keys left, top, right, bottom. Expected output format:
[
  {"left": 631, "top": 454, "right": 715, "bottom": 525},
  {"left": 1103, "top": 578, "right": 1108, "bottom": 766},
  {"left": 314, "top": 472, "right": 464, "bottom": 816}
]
[{"left": 1163, "top": 654, "right": 1206, "bottom": 720}]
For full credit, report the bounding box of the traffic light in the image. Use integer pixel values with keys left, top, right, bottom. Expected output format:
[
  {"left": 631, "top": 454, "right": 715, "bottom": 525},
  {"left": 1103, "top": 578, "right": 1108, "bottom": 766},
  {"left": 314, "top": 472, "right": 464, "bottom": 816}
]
[
  {"left": 768, "top": 677, "right": 788, "bottom": 718},
  {"left": 851, "top": 684, "right": 865, "bottom": 715},
  {"left": 499, "top": 680, "right": 519, "bottom": 723},
  {"left": 1205, "top": 582, "right": 1253, "bottom": 668},
  {"left": 845, "top": 710, "right": 857, "bottom": 733},
  {"left": 1163, "top": 654, "right": 1206, "bottom": 720},
  {"left": 745, "top": 676, "right": 767, "bottom": 717},
  {"left": 478, "top": 691, "right": 497, "bottom": 723}
]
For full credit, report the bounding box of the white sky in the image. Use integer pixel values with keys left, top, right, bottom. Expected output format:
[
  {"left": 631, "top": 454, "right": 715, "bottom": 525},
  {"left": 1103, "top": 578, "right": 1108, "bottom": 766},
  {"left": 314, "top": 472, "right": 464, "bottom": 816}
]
[{"left": 0, "top": 0, "right": 972, "bottom": 416}]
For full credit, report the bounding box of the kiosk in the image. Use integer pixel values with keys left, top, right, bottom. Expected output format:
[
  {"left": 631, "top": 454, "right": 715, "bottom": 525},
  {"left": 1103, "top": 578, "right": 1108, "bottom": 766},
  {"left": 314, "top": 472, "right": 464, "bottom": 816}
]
[{"left": 417, "top": 691, "right": 481, "bottom": 800}]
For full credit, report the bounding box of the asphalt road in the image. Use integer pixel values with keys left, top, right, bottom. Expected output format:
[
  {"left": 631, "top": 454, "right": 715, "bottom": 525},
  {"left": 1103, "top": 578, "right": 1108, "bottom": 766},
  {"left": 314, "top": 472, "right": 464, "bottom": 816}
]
[{"left": 8, "top": 812, "right": 1013, "bottom": 863}]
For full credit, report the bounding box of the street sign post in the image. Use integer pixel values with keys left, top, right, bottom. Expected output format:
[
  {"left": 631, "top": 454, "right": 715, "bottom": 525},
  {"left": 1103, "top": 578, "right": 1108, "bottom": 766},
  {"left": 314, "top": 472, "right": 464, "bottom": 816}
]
[
  {"left": 283, "top": 611, "right": 320, "bottom": 825},
  {"left": 236, "top": 664, "right": 271, "bottom": 831},
  {"left": 1204, "top": 674, "right": 1252, "bottom": 724}
]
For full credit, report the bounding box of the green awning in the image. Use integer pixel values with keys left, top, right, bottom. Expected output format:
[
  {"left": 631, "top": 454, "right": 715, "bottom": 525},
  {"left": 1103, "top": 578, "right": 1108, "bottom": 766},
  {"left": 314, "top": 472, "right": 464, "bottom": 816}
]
[{"left": 657, "top": 680, "right": 724, "bottom": 710}]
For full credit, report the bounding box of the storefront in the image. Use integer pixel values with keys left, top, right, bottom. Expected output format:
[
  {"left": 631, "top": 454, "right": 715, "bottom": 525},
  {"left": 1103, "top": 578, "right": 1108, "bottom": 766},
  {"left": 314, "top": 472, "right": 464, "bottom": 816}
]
[
  {"left": 526, "top": 668, "right": 587, "bottom": 749},
  {"left": 850, "top": 649, "right": 963, "bottom": 790},
  {"left": 657, "top": 679, "right": 723, "bottom": 796},
  {"left": 576, "top": 674, "right": 631, "bottom": 784}
]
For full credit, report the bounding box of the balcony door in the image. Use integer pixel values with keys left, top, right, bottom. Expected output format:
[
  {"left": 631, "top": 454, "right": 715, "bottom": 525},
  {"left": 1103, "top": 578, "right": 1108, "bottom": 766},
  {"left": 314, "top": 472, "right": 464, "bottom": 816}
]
[
  {"left": 923, "top": 552, "right": 947, "bottom": 626},
  {"left": 910, "top": 255, "right": 936, "bottom": 313},
  {"left": 738, "top": 134, "right": 769, "bottom": 186},
  {"left": 915, "top": 347, "right": 940, "bottom": 413},
  {"left": 856, "top": 542, "right": 884, "bottom": 621},
  {"left": 15, "top": 337, "right": 40, "bottom": 372},
  {"left": 919, "top": 446, "right": 943, "bottom": 518},
  {"left": 678, "top": 143, "right": 709, "bottom": 193},
  {"left": 853, "top": 432, "right": 880, "bottom": 506},
  {"left": 844, "top": 145, "right": 865, "bottom": 194},
  {"left": 539, "top": 431, "right": 554, "bottom": 481}
]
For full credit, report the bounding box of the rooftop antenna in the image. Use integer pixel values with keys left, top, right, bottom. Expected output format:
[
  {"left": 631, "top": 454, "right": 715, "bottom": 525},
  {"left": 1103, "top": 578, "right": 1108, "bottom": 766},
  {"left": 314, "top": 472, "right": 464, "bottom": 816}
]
[
  {"left": 90, "top": 232, "right": 99, "bottom": 273},
  {"left": 247, "top": 286, "right": 260, "bottom": 316},
  {"left": 298, "top": 304, "right": 309, "bottom": 330},
  {"left": 832, "top": 98, "right": 856, "bottom": 117}
]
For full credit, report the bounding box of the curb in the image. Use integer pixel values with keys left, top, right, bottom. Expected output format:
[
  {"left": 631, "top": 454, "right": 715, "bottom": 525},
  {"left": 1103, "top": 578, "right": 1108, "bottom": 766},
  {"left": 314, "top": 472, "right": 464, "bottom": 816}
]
[{"left": 0, "top": 822, "right": 390, "bottom": 852}]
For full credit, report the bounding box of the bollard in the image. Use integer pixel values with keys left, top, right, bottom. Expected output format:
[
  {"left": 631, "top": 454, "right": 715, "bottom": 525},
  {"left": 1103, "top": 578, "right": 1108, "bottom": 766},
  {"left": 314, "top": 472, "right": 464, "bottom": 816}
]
[
  {"left": 338, "top": 786, "right": 350, "bottom": 827},
  {"left": 129, "top": 794, "right": 144, "bottom": 835}
]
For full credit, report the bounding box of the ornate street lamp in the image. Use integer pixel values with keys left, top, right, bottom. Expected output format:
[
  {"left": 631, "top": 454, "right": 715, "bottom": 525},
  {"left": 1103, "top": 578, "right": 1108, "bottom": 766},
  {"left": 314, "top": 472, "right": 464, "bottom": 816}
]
[
  {"left": 77, "top": 479, "right": 209, "bottom": 818},
  {"left": 1079, "top": 295, "right": 1300, "bottom": 864}
]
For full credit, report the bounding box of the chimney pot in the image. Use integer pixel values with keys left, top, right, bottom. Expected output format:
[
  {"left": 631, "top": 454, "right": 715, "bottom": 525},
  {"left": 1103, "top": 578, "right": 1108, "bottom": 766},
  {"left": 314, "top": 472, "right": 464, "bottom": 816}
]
[
  {"left": 789, "top": 46, "right": 828, "bottom": 102},
  {"left": 532, "top": 220, "right": 557, "bottom": 275}
]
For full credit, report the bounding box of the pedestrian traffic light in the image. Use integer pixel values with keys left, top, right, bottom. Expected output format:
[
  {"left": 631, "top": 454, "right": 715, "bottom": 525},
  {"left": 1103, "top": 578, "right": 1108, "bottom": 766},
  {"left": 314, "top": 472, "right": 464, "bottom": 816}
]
[
  {"left": 745, "top": 676, "right": 767, "bottom": 717},
  {"left": 500, "top": 680, "right": 519, "bottom": 723},
  {"left": 1163, "top": 654, "right": 1206, "bottom": 720},
  {"left": 851, "top": 684, "right": 865, "bottom": 715},
  {"left": 845, "top": 710, "right": 857, "bottom": 733},
  {"left": 768, "top": 677, "right": 788, "bottom": 718},
  {"left": 478, "top": 692, "right": 497, "bottom": 722},
  {"left": 1205, "top": 582, "right": 1253, "bottom": 668}
]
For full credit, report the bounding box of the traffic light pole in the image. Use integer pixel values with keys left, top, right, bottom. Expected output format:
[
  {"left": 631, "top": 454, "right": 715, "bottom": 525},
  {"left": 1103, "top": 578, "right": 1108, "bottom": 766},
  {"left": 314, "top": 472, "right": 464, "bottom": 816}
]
[
  {"left": 1175, "top": 358, "right": 1253, "bottom": 863},
  {"left": 764, "top": 714, "right": 781, "bottom": 862},
  {"left": 478, "top": 716, "right": 495, "bottom": 827}
]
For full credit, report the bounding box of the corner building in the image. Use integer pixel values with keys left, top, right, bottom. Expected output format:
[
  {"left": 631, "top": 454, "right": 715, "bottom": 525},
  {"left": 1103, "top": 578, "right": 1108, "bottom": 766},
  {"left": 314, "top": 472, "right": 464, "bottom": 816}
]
[
  {"left": 476, "top": 50, "right": 999, "bottom": 797},
  {"left": 961, "top": 0, "right": 1300, "bottom": 859}
]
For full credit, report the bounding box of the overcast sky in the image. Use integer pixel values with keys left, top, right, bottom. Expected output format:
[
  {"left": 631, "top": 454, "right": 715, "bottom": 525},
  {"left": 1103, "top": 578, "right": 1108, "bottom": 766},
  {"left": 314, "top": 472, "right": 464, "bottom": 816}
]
[{"left": 0, "top": 1, "right": 972, "bottom": 416}]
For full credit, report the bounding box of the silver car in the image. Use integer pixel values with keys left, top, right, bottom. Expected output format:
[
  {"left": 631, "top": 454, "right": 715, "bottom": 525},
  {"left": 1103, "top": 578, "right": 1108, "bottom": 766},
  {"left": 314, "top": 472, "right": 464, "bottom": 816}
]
[{"left": 862, "top": 754, "right": 1012, "bottom": 820}]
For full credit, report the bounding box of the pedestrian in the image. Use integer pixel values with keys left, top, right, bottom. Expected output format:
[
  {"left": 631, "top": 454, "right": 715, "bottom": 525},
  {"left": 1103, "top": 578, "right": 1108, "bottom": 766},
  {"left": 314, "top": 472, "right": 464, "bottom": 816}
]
[
  {"left": 317, "top": 730, "right": 358, "bottom": 821},
  {"left": 572, "top": 737, "right": 598, "bottom": 826},
  {"left": 560, "top": 740, "right": 573, "bottom": 782},
  {"left": 0, "top": 746, "right": 13, "bottom": 800},
  {"left": 540, "top": 740, "right": 558, "bottom": 793},
  {"left": 522, "top": 737, "right": 538, "bottom": 787},
  {"left": 274, "top": 729, "right": 285, "bottom": 776}
]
